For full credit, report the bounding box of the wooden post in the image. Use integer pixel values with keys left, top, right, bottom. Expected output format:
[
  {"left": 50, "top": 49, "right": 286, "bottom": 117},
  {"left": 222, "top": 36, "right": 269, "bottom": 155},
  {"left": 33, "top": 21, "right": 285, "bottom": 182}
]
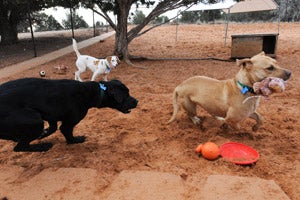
[
  {"left": 70, "top": 7, "right": 74, "bottom": 38},
  {"left": 27, "top": 3, "right": 37, "bottom": 57},
  {"left": 224, "top": 8, "right": 230, "bottom": 47},
  {"left": 175, "top": 10, "right": 181, "bottom": 42},
  {"left": 93, "top": 10, "right": 96, "bottom": 37}
]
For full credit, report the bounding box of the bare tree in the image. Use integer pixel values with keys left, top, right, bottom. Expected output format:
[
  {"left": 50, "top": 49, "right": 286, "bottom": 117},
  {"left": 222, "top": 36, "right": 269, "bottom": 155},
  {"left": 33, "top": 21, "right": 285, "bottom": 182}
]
[{"left": 84, "top": 0, "right": 220, "bottom": 65}]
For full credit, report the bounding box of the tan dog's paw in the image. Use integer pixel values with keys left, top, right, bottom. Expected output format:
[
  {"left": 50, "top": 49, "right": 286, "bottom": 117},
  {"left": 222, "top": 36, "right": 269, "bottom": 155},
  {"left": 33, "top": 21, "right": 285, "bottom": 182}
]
[
  {"left": 190, "top": 116, "right": 201, "bottom": 124},
  {"left": 252, "top": 124, "right": 260, "bottom": 132}
]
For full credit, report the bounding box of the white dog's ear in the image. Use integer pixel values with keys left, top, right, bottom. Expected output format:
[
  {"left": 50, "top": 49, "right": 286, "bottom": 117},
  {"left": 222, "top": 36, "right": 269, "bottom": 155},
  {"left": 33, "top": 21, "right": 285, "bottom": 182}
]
[
  {"left": 236, "top": 58, "right": 252, "bottom": 69},
  {"left": 106, "top": 56, "right": 112, "bottom": 62}
]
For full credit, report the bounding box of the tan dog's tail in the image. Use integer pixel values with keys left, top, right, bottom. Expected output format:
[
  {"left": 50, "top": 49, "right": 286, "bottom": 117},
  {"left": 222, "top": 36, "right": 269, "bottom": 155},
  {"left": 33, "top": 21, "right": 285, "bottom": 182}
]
[
  {"left": 72, "top": 38, "right": 81, "bottom": 58},
  {"left": 167, "top": 89, "right": 179, "bottom": 124}
]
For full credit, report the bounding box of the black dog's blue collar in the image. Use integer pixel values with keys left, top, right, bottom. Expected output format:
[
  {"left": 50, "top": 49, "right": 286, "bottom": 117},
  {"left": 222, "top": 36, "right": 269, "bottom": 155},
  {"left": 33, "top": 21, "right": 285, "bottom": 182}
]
[
  {"left": 99, "top": 83, "right": 107, "bottom": 91},
  {"left": 237, "top": 81, "right": 255, "bottom": 94},
  {"left": 99, "top": 83, "right": 106, "bottom": 101}
]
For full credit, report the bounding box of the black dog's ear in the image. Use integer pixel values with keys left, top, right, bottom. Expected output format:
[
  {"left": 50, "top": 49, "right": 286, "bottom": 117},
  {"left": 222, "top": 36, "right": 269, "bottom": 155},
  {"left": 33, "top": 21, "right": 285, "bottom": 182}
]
[
  {"left": 105, "top": 80, "right": 127, "bottom": 103},
  {"left": 112, "top": 91, "right": 124, "bottom": 103}
]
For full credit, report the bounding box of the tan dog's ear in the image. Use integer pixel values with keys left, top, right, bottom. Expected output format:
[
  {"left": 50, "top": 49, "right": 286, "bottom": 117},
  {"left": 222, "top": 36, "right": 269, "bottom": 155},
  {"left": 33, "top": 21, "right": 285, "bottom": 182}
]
[
  {"left": 236, "top": 58, "right": 252, "bottom": 69},
  {"left": 116, "top": 56, "right": 121, "bottom": 63},
  {"left": 251, "top": 51, "right": 265, "bottom": 59}
]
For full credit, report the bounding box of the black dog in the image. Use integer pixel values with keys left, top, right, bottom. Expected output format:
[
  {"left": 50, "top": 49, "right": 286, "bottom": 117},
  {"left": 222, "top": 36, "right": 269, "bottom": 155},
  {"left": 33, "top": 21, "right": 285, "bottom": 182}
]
[{"left": 0, "top": 78, "right": 138, "bottom": 152}]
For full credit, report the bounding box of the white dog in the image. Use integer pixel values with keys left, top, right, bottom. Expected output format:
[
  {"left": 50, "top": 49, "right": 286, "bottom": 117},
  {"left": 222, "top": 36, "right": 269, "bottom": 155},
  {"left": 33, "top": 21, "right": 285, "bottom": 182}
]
[{"left": 72, "top": 39, "right": 120, "bottom": 81}]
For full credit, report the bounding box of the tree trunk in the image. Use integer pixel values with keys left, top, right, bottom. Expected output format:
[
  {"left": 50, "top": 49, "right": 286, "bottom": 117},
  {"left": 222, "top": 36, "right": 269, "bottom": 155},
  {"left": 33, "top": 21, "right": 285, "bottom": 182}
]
[
  {"left": 114, "top": 23, "right": 129, "bottom": 60},
  {"left": 114, "top": 0, "right": 130, "bottom": 60},
  {"left": 0, "top": 9, "right": 18, "bottom": 45}
]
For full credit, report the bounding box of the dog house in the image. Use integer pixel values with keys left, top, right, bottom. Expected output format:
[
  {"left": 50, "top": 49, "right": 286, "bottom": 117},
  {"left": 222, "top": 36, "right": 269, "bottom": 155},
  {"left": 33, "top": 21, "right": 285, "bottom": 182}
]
[
  {"left": 222, "top": 0, "right": 279, "bottom": 58},
  {"left": 186, "top": 0, "right": 279, "bottom": 59},
  {"left": 231, "top": 33, "right": 278, "bottom": 58}
]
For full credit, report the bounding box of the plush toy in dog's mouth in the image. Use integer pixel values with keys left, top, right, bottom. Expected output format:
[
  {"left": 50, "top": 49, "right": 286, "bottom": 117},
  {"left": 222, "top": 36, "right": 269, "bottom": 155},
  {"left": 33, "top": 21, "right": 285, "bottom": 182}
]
[
  {"left": 243, "top": 77, "right": 287, "bottom": 104},
  {"left": 253, "top": 77, "right": 286, "bottom": 97}
]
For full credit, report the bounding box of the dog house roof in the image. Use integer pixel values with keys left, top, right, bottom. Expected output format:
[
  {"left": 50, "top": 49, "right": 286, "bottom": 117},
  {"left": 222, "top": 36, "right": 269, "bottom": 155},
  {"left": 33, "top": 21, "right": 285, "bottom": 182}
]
[
  {"left": 225, "top": 0, "right": 278, "bottom": 14},
  {"left": 187, "top": 0, "right": 278, "bottom": 13}
]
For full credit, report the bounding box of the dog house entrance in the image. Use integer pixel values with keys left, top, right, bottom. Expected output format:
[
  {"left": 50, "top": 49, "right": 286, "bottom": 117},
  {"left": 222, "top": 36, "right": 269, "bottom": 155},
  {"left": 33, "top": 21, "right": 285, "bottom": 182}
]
[{"left": 231, "top": 33, "right": 278, "bottom": 58}]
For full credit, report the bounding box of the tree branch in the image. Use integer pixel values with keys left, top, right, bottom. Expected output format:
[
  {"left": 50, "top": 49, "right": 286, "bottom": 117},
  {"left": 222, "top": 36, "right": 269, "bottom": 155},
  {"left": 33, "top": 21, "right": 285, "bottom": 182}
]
[
  {"left": 90, "top": 7, "right": 117, "bottom": 30},
  {"left": 127, "top": 0, "right": 198, "bottom": 42},
  {"left": 135, "top": 3, "right": 196, "bottom": 38}
]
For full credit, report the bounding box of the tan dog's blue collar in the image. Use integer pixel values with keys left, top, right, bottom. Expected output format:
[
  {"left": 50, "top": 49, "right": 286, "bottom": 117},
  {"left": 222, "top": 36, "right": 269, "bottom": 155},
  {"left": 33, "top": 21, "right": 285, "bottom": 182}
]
[{"left": 237, "top": 81, "right": 255, "bottom": 94}]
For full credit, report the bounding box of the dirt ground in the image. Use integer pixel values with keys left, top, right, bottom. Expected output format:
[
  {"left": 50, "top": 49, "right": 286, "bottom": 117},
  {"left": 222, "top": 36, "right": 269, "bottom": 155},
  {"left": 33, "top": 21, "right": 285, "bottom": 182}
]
[{"left": 0, "top": 23, "right": 299, "bottom": 199}]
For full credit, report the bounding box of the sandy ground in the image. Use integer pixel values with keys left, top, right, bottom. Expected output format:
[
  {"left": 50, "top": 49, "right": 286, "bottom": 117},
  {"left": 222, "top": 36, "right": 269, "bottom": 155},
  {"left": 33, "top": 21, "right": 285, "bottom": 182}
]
[{"left": 0, "top": 23, "right": 299, "bottom": 199}]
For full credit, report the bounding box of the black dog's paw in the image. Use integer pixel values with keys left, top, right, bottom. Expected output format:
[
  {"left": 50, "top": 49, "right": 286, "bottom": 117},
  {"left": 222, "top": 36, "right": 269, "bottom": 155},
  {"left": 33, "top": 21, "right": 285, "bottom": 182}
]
[
  {"left": 14, "top": 142, "right": 53, "bottom": 152},
  {"left": 39, "top": 126, "right": 58, "bottom": 139},
  {"left": 38, "top": 129, "right": 51, "bottom": 139},
  {"left": 67, "top": 136, "right": 86, "bottom": 144}
]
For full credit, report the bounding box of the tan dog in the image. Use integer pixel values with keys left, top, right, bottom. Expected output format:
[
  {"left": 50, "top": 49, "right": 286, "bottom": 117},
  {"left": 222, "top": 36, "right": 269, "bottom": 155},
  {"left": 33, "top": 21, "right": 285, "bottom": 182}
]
[
  {"left": 72, "top": 39, "right": 120, "bottom": 81},
  {"left": 167, "top": 52, "right": 291, "bottom": 131}
]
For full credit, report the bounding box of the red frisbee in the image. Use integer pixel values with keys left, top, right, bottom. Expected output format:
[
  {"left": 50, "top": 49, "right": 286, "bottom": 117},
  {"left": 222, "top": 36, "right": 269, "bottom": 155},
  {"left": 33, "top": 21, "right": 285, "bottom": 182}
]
[{"left": 220, "top": 142, "right": 259, "bottom": 165}]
